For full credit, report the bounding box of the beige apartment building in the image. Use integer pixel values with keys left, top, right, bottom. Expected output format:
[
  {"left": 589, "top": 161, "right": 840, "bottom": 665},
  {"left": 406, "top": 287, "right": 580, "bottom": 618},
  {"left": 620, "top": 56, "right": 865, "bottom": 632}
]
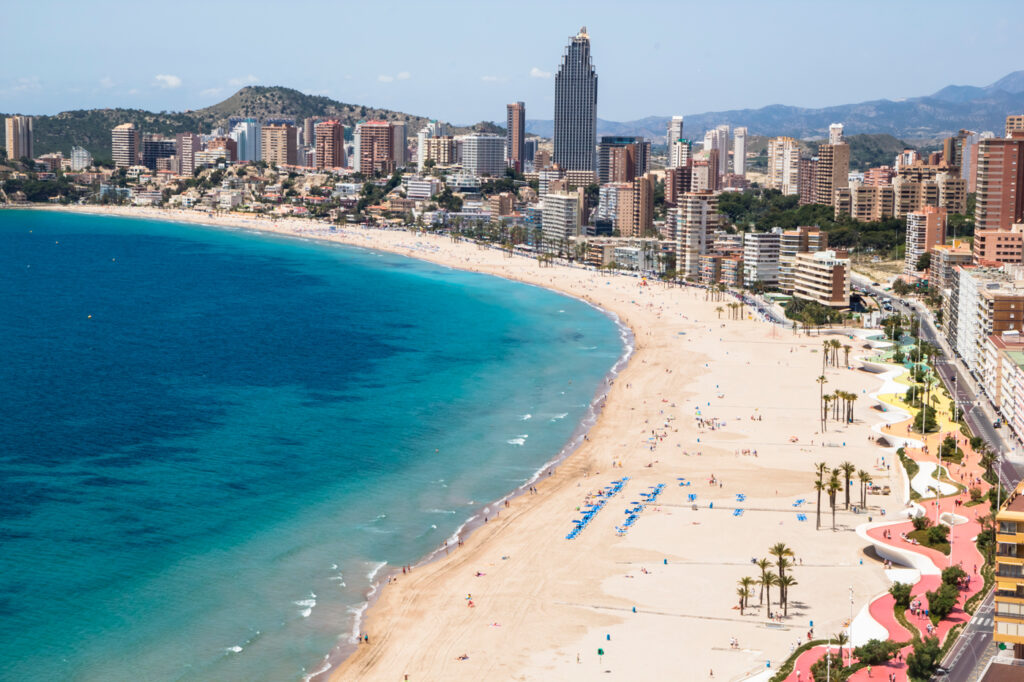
[
  {"left": 929, "top": 240, "right": 973, "bottom": 292},
  {"left": 261, "top": 124, "right": 297, "bottom": 166},
  {"left": 5, "top": 115, "right": 33, "bottom": 161},
  {"left": 792, "top": 250, "right": 851, "bottom": 308},
  {"left": 815, "top": 142, "right": 849, "bottom": 206},
  {"left": 835, "top": 182, "right": 894, "bottom": 221},
  {"left": 111, "top": 123, "right": 139, "bottom": 168},
  {"left": 778, "top": 226, "right": 828, "bottom": 293},
  {"left": 904, "top": 206, "right": 947, "bottom": 273}
]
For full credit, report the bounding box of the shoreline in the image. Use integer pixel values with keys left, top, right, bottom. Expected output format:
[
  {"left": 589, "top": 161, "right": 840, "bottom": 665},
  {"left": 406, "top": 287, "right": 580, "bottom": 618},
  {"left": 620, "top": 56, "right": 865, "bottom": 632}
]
[
  {"left": 15, "top": 205, "right": 908, "bottom": 681},
  {"left": 15, "top": 204, "right": 644, "bottom": 678}
]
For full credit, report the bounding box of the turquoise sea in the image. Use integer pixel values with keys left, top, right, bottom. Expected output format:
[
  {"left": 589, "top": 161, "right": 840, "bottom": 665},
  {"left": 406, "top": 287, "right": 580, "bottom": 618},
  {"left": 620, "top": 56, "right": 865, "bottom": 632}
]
[{"left": 0, "top": 210, "right": 626, "bottom": 681}]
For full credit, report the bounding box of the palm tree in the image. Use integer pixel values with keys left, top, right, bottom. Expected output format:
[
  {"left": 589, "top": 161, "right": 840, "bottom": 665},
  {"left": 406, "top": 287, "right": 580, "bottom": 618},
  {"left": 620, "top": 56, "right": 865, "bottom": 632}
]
[
  {"left": 739, "top": 576, "right": 755, "bottom": 608},
  {"left": 755, "top": 558, "right": 772, "bottom": 604},
  {"left": 840, "top": 461, "right": 856, "bottom": 509},
  {"left": 858, "top": 469, "right": 872, "bottom": 508},
  {"left": 832, "top": 630, "right": 848, "bottom": 662},
  {"left": 763, "top": 571, "right": 779, "bottom": 617},
  {"left": 847, "top": 392, "right": 857, "bottom": 423},
  {"left": 769, "top": 542, "right": 794, "bottom": 604},
  {"left": 814, "top": 479, "right": 826, "bottom": 530},
  {"left": 814, "top": 462, "right": 828, "bottom": 530},
  {"left": 737, "top": 586, "right": 751, "bottom": 615},
  {"left": 777, "top": 575, "right": 798, "bottom": 617},
  {"left": 822, "top": 394, "right": 831, "bottom": 431},
  {"left": 828, "top": 471, "right": 842, "bottom": 530},
  {"left": 716, "top": 306, "right": 724, "bottom": 319},
  {"left": 843, "top": 344, "right": 852, "bottom": 367},
  {"left": 817, "top": 375, "right": 828, "bottom": 432}
]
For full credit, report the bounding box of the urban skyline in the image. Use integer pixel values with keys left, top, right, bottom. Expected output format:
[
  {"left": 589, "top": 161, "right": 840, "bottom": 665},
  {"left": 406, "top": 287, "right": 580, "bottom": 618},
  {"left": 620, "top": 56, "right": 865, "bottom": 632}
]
[{"left": 3, "top": 0, "right": 1023, "bottom": 123}]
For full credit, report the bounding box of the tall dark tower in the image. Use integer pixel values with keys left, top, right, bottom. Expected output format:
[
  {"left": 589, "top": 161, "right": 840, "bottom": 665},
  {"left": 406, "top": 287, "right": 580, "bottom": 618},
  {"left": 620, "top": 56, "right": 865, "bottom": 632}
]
[{"left": 553, "top": 27, "right": 598, "bottom": 173}]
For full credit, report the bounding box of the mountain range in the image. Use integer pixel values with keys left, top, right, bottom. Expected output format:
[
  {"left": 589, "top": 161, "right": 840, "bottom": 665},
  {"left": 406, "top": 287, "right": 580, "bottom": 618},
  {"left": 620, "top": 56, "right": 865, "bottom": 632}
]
[
  {"left": 525, "top": 71, "right": 1024, "bottom": 143},
  {"left": 3, "top": 71, "right": 1022, "bottom": 161}
]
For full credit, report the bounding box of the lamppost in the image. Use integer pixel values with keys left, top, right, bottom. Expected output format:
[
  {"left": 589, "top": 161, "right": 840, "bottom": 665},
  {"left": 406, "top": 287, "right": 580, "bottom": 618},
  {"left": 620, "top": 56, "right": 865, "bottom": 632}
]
[{"left": 848, "top": 586, "right": 854, "bottom": 667}]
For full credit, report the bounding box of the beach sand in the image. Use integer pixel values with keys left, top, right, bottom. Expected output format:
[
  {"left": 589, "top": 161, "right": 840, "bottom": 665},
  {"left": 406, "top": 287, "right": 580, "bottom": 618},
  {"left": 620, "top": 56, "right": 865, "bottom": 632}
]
[{"left": 30, "top": 206, "right": 907, "bottom": 680}]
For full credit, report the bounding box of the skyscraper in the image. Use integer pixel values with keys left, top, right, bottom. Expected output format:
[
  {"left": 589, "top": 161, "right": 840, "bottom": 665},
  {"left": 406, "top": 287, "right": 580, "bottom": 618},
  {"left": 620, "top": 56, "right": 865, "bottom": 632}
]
[
  {"left": 666, "top": 116, "right": 683, "bottom": 151},
  {"left": 141, "top": 134, "right": 176, "bottom": 170},
  {"left": 460, "top": 133, "right": 505, "bottom": 177},
  {"left": 597, "top": 136, "right": 650, "bottom": 184},
  {"left": 506, "top": 102, "right": 526, "bottom": 173},
  {"left": 355, "top": 121, "right": 395, "bottom": 175},
  {"left": 715, "top": 125, "right": 730, "bottom": 177},
  {"left": 260, "top": 124, "right": 297, "bottom": 167},
  {"left": 112, "top": 123, "right": 139, "bottom": 168},
  {"left": 175, "top": 132, "right": 201, "bottom": 176},
  {"left": 315, "top": 120, "right": 345, "bottom": 169},
  {"left": 815, "top": 126, "right": 850, "bottom": 206},
  {"left": 5, "top": 115, "right": 33, "bottom": 162},
  {"left": 733, "top": 127, "right": 747, "bottom": 177},
  {"left": 767, "top": 136, "right": 800, "bottom": 194},
  {"left": 972, "top": 133, "right": 1024, "bottom": 263},
  {"left": 391, "top": 122, "right": 408, "bottom": 168},
  {"left": 230, "top": 119, "right": 262, "bottom": 162},
  {"left": 553, "top": 27, "right": 598, "bottom": 172}
]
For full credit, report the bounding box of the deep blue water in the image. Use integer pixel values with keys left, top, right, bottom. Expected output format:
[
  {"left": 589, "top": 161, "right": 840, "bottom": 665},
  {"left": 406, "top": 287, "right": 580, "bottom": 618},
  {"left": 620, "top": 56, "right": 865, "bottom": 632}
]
[{"left": 0, "top": 210, "right": 624, "bottom": 681}]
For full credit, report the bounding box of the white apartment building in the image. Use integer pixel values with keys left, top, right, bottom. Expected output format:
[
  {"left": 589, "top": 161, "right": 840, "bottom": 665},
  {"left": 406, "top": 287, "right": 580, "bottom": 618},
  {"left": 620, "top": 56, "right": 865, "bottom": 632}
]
[
  {"left": 791, "top": 250, "right": 851, "bottom": 308},
  {"left": 742, "top": 228, "right": 782, "bottom": 286},
  {"left": 542, "top": 191, "right": 583, "bottom": 252},
  {"left": 70, "top": 146, "right": 93, "bottom": 171},
  {"left": 230, "top": 119, "right": 262, "bottom": 162},
  {"left": 767, "top": 137, "right": 800, "bottom": 195},
  {"left": 404, "top": 176, "right": 443, "bottom": 201},
  {"left": 733, "top": 127, "right": 747, "bottom": 177},
  {"left": 669, "top": 139, "right": 692, "bottom": 168},
  {"left": 459, "top": 134, "right": 505, "bottom": 177},
  {"left": 666, "top": 115, "right": 683, "bottom": 150}
]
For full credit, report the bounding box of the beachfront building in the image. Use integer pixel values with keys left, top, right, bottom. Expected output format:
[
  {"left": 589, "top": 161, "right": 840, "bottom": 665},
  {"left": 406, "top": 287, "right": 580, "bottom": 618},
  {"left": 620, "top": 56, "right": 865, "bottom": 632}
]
[
  {"left": 354, "top": 121, "right": 396, "bottom": 175},
  {"left": 506, "top": 102, "right": 526, "bottom": 172},
  {"left": 675, "top": 190, "right": 719, "bottom": 280},
  {"left": 541, "top": 189, "right": 583, "bottom": 255},
  {"left": 229, "top": 119, "right": 261, "bottom": 162},
  {"left": 70, "top": 146, "right": 93, "bottom": 171},
  {"left": 791, "top": 250, "right": 851, "bottom": 308},
  {"left": 778, "top": 226, "right": 828, "bottom": 293},
  {"left": 742, "top": 228, "right": 782, "bottom": 287},
  {"left": 5, "top": 115, "right": 33, "bottom": 161},
  {"left": 995, "top": 478, "right": 1024, "bottom": 658},
  {"left": 112, "top": 123, "right": 139, "bottom": 168},
  {"left": 261, "top": 124, "right": 297, "bottom": 167},
  {"left": 904, "top": 206, "right": 947, "bottom": 274},
  {"left": 460, "top": 134, "right": 505, "bottom": 177},
  {"left": 948, "top": 266, "right": 1024, "bottom": 378},
  {"left": 315, "top": 120, "right": 345, "bottom": 169}
]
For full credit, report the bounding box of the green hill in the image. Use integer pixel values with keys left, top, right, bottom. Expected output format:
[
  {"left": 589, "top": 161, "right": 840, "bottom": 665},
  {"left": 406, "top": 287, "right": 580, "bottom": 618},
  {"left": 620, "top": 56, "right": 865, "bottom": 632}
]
[{"left": 2, "top": 86, "right": 453, "bottom": 160}]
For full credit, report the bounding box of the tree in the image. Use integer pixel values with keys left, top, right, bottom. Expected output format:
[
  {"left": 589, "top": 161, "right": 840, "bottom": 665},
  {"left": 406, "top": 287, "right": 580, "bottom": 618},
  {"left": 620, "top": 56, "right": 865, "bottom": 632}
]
[
  {"left": 853, "top": 639, "right": 903, "bottom": 666},
  {"left": 769, "top": 542, "right": 794, "bottom": 605},
  {"left": 828, "top": 471, "right": 842, "bottom": 529},
  {"left": 716, "top": 306, "right": 724, "bottom": 319},
  {"left": 840, "top": 461, "right": 856, "bottom": 509},
  {"left": 817, "top": 375, "right": 828, "bottom": 432},
  {"left": 777, "top": 574, "right": 797, "bottom": 616},
  {"left": 889, "top": 581, "right": 913, "bottom": 609},
  {"left": 915, "top": 251, "right": 931, "bottom": 271},
  {"left": 912, "top": 404, "right": 938, "bottom": 433},
  {"left": 755, "top": 558, "right": 772, "bottom": 604},
  {"left": 814, "top": 462, "right": 828, "bottom": 530},
  {"left": 906, "top": 636, "right": 941, "bottom": 679},
  {"left": 809, "top": 651, "right": 846, "bottom": 682},
  {"left": 857, "top": 469, "right": 872, "bottom": 508},
  {"left": 941, "top": 565, "right": 967, "bottom": 587}
]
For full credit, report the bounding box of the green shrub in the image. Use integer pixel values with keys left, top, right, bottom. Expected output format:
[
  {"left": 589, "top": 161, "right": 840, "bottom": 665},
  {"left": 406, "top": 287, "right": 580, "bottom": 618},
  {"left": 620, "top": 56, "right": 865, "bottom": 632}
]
[
  {"left": 925, "top": 583, "right": 960, "bottom": 622},
  {"left": 853, "top": 638, "right": 903, "bottom": 665},
  {"left": 906, "top": 636, "right": 941, "bottom": 679},
  {"left": 889, "top": 582, "right": 913, "bottom": 609},
  {"left": 911, "top": 515, "right": 932, "bottom": 531},
  {"left": 941, "top": 565, "right": 967, "bottom": 587},
  {"left": 927, "top": 524, "right": 949, "bottom": 545}
]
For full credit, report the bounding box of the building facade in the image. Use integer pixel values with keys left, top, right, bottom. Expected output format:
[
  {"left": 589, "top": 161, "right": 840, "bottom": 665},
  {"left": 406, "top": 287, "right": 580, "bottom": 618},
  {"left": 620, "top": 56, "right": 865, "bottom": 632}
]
[
  {"left": 676, "top": 191, "right": 719, "bottom": 280},
  {"left": 767, "top": 137, "right": 800, "bottom": 195},
  {"left": 315, "top": 120, "right": 345, "bottom": 169},
  {"left": 974, "top": 134, "right": 1024, "bottom": 263},
  {"left": 460, "top": 134, "right": 505, "bottom": 177},
  {"left": 597, "top": 136, "right": 650, "bottom": 184},
  {"left": 506, "top": 102, "right": 526, "bottom": 172},
  {"left": 112, "top": 123, "right": 139, "bottom": 168},
  {"left": 904, "top": 206, "right": 947, "bottom": 274},
  {"left": 553, "top": 27, "right": 598, "bottom": 172},
  {"left": 732, "top": 127, "right": 747, "bottom": 177},
  {"left": 4, "top": 115, "right": 33, "bottom": 161},
  {"left": 260, "top": 124, "right": 297, "bottom": 167},
  {"left": 742, "top": 228, "right": 782, "bottom": 287},
  {"left": 355, "top": 121, "right": 395, "bottom": 175},
  {"left": 791, "top": 250, "right": 850, "bottom": 308}
]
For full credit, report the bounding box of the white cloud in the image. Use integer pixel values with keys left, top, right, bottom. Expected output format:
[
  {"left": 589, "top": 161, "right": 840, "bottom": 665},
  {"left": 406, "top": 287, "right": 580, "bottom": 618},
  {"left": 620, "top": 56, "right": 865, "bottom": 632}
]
[
  {"left": 529, "top": 67, "right": 551, "bottom": 79},
  {"left": 377, "top": 75, "right": 394, "bottom": 83},
  {"left": 200, "top": 87, "right": 223, "bottom": 98},
  {"left": 228, "top": 74, "right": 259, "bottom": 87},
  {"left": 396, "top": 71, "right": 411, "bottom": 80},
  {"left": 99, "top": 76, "right": 115, "bottom": 89},
  {"left": 481, "top": 75, "right": 499, "bottom": 82},
  {"left": 154, "top": 74, "right": 182, "bottom": 89}
]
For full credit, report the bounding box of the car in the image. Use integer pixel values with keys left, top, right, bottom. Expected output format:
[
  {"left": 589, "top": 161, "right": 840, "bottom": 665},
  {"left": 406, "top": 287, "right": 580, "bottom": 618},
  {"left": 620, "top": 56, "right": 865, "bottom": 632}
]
[
  {"left": 994, "top": 419, "right": 1002, "bottom": 428},
  {"left": 871, "top": 282, "right": 880, "bottom": 287}
]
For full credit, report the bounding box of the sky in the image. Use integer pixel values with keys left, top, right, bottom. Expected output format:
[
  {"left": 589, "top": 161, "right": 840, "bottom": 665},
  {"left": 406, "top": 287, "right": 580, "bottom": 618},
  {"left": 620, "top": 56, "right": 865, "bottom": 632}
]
[{"left": 4, "top": 0, "right": 1023, "bottom": 124}]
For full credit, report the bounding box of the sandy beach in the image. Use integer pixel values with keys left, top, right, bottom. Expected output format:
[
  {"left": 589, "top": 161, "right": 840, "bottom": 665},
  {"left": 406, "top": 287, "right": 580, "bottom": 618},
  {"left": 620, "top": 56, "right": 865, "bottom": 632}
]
[{"left": 30, "top": 205, "right": 910, "bottom": 680}]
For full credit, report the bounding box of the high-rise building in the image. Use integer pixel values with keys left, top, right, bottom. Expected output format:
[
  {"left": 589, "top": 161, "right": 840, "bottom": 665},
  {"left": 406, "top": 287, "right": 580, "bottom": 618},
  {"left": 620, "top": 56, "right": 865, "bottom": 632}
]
[
  {"left": 792, "top": 250, "right": 850, "bottom": 308},
  {"left": 778, "top": 226, "right": 828, "bottom": 293},
  {"left": 391, "top": 122, "right": 408, "bottom": 168},
  {"left": 355, "top": 121, "right": 395, "bottom": 175},
  {"left": 904, "top": 206, "right": 947, "bottom": 274},
  {"left": 666, "top": 116, "right": 683, "bottom": 151},
  {"left": 973, "top": 133, "right": 1024, "bottom": 263},
  {"left": 230, "top": 119, "right": 262, "bottom": 162},
  {"left": 207, "top": 137, "right": 237, "bottom": 163},
  {"left": 1006, "top": 114, "right": 1024, "bottom": 137},
  {"left": 553, "top": 27, "right": 598, "bottom": 172},
  {"left": 111, "top": 123, "right": 138, "bottom": 168},
  {"left": 416, "top": 120, "right": 448, "bottom": 170},
  {"left": 70, "top": 146, "right": 92, "bottom": 171},
  {"left": 315, "top": 120, "right": 345, "bottom": 169},
  {"left": 733, "top": 127, "right": 747, "bottom": 177},
  {"left": 303, "top": 118, "right": 320, "bottom": 148},
  {"left": 460, "top": 133, "right": 505, "bottom": 177},
  {"left": 141, "top": 134, "right": 176, "bottom": 170},
  {"left": 665, "top": 165, "right": 692, "bottom": 206},
  {"left": 994, "top": 478, "right": 1024, "bottom": 659},
  {"left": 615, "top": 174, "right": 655, "bottom": 238},
  {"left": 834, "top": 182, "right": 894, "bottom": 222},
  {"left": 669, "top": 138, "right": 692, "bottom": 169},
  {"left": 767, "top": 137, "right": 800, "bottom": 195},
  {"left": 4, "top": 115, "right": 33, "bottom": 161},
  {"left": 175, "top": 132, "right": 201, "bottom": 176},
  {"left": 715, "top": 125, "right": 729, "bottom": 177},
  {"left": 506, "top": 102, "right": 526, "bottom": 172},
  {"left": 260, "top": 124, "right": 297, "bottom": 167},
  {"left": 797, "top": 157, "right": 817, "bottom": 205},
  {"left": 676, "top": 191, "right": 719, "bottom": 279},
  {"left": 815, "top": 137, "right": 850, "bottom": 206},
  {"left": 542, "top": 189, "right": 584, "bottom": 252},
  {"left": 828, "top": 123, "right": 844, "bottom": 145},
  {"left": 742, "top": 228, "right": 782, "bottom": 287},
  {"left": 597, "top": 136, "right": 650, "bottom": 184}
]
